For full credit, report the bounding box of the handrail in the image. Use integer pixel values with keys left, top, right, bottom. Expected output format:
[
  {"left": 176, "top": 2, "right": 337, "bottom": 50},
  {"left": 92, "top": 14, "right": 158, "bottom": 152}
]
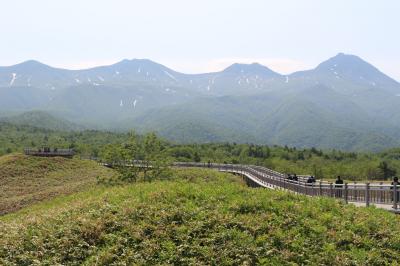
[
  {"left": 94, "top": 159, "right": 400, "bottom": 210},
  {"left": 24, "top": 148, "right": 75, "bottom": 157}
]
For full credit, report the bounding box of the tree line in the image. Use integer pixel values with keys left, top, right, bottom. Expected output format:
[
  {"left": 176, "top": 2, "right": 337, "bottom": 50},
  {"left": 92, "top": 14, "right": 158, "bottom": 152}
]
[{"left": 0, "top": 122, "right": 398, "bottom": 181}]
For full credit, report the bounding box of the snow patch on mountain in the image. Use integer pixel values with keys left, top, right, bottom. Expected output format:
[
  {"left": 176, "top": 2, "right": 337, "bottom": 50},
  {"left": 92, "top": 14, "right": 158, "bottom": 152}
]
[
  {"left": 9, "top": 73, "right": 17, "bottom": 86},
  {"left": 164, "top": 71, "right": 177, "bottom": 81}
]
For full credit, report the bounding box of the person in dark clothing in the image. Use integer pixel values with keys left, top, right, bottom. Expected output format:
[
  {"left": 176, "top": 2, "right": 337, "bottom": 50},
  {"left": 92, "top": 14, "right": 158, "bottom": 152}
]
[
  {"left": 391, "top": 176, "right": 399, "bottom": 203},
  {"left": 293, "top": 174, "right": 298, "bottom": 182},
  {"left": 335, "top": 176, "right": 344, "bottom": 197},
  {"left": 335, "top": 176, "right": 344, "bottom": 186},
  {"left": 207, "top": 160, "right": 211, "bottom": 168},
  {"left": 287, "top": 174, "right": 293, "bottom": 180},
  {"left": 306, "top": 176, "right": 314, "bottom": 184}
]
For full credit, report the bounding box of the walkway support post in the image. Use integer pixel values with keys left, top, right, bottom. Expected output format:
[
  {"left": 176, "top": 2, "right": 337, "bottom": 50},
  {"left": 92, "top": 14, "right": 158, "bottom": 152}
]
[
  {"left": 319, "top": 182, "right": 322, "bottom": 196},
  {"left": 393, "top": 182, "right": 398, "bottom": 210},
  {"left": 366, "top": 183, "right": 370, "bottom": 207},
  {"left": 344, "top": 183, "right": 348, "bottom": 204},
  {"left": 311, "top": 183, "right": 314, "bottom": 196}
]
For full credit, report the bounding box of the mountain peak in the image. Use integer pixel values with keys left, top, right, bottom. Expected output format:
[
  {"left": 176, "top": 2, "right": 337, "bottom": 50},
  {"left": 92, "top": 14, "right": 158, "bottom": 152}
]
[
  {"left": 20, "top": 59, "right": 45, "bottom": 65},
  {"left": 11, "top": 60, "right": 51, "bottom": 69},
  {"left": 223, "top": 62, "right": 280, "bottom": 77},
  {"left": 115, "top": 58, "right": 158, "bottom": 65},
  {"left": 112, "top": 58, "right": 169, "bottom": 70},
  {"left": 311, "top": 53, "right": 399, "bottom": 87},
  {"left": 316, "top": 53, "right": 371, "bottom": 70}
]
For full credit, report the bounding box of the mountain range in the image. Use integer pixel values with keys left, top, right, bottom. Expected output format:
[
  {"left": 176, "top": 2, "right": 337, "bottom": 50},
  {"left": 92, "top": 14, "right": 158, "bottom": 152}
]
[{"left": 1, "top": 53, "right": 399, "bottom": 151}]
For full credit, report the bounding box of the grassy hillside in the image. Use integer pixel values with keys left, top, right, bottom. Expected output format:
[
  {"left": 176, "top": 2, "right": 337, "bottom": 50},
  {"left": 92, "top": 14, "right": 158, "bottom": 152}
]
[
  {"left": 1, "top": 168, "right": 400, "bottom": 265},
  {"left": 0, "top": 154, "right": 116, "bottom": 215}
]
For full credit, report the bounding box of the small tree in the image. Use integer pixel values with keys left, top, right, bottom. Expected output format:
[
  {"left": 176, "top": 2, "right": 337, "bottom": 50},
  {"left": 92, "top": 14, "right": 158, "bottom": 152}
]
[
  {"left": 193, "top": 151, "right": 201, "bottom": 162},
  {"left": 141, "top": 132, "right": 171, "bottom": 182},
  {"left": 124, "top": 131, "right": 140, "bottom": 161},
  {"left": 100, "top": 144, "right": 127, "bottom": 164},
  {"left": 378, "top": 161, "right": 396, "bottom": 180}
]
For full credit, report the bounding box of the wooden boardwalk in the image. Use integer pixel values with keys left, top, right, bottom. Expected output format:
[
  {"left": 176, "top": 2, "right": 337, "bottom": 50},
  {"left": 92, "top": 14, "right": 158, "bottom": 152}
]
[
  {"left": 24, "top": 148, "right": 75, "bottom": 158},
  {"left": 174, "top": 162, "right": 400, "bottom": 213},
  {"left": 97, "top": 160, "right": 400, "bottom": 213}
]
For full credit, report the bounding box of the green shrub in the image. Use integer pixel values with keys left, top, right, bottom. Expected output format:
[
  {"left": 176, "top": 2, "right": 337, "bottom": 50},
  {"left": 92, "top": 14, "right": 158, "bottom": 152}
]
[{"left": 1, "top": 168, "right": 400, "bottom": 265}]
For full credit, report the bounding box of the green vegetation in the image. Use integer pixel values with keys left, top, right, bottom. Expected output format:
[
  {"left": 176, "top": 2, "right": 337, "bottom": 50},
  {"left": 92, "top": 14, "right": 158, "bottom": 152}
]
[
  {"left": 0, "top": 110, "right": 83, "bottom": 131},
  {"left": 0, "top": 122, "right": 127, "bottom": 157},
  {"left": 0, "top": 154, "right": 115, "bottom": 215},
  {"left": 1, "top": 168, "right": 400, "bottom": 265},
  {"left": 1, "top": 121, "right": 400, "bottom": 181},
  {"left": 2, "top": 54, "right": 400, "bottom": 152}
]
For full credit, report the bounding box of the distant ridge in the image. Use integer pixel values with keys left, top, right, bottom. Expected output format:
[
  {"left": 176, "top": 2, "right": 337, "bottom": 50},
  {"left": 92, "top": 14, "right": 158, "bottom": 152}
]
[
  {"left": 0, "top": 111, "right": 83, "bottom": 131},
  {"left": 0, "top": 53, "right": 399, "bottom": 151}
]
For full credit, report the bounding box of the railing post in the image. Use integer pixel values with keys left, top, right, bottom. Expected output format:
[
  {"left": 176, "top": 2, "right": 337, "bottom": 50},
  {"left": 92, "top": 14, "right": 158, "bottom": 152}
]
[
  {"left": 354, "top": 182, "right": 357, "bottom": 201},
  {"left": 365, "top": 183, "right": 370, "bottom": 207},
  {"left": 329, "top": 183, "right": 333, "bottom": 198},
  {"left": 319, "top": 181, "right": 322, "bottom": 196},
  {"left": 393, "top": 182, "right": 398, "bottom": 210},
  {"left": 344, "top": 183, "right": 348, "bottom": 204},
  {"left": 311, "top": 182, "right": 314, "bottom": 196}
]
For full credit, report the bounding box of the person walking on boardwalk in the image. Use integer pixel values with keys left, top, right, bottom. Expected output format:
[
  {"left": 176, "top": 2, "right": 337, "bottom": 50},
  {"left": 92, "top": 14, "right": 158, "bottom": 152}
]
[
  {"left": 306, "top": 176, "right": 315, "bottom": 185},
  {"left": 391, "top": 176, "right": 398, "bottom": 187},
  {"left": 335, "top": 176, "right": 344, "bottom": 197},
  {"left": 391, "top": 176, "right": 399, "bottom": 203}
]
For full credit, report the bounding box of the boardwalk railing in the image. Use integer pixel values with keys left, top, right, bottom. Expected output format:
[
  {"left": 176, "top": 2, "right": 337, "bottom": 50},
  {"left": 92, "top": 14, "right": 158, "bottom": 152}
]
[
  {"left": 24, "top": 148, "right": 75, "bottom": 158},
  {"left": 172, "top": 162, "right": 400, "bottom": 209},
  {"left": 95, "top": 159, "right": 400, "bottom": 210}
]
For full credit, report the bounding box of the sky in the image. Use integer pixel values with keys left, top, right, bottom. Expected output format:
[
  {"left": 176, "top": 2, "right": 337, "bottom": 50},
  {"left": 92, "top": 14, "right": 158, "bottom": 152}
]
[{"left": 1, "top": 0, "right": 399, "bottom": 80}]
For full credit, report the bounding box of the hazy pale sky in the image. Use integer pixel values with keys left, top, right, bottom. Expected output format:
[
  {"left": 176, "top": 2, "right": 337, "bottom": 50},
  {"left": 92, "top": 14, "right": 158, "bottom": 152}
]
[{"left": 1, "top": 0, "right": 399, "bottom": 79}]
